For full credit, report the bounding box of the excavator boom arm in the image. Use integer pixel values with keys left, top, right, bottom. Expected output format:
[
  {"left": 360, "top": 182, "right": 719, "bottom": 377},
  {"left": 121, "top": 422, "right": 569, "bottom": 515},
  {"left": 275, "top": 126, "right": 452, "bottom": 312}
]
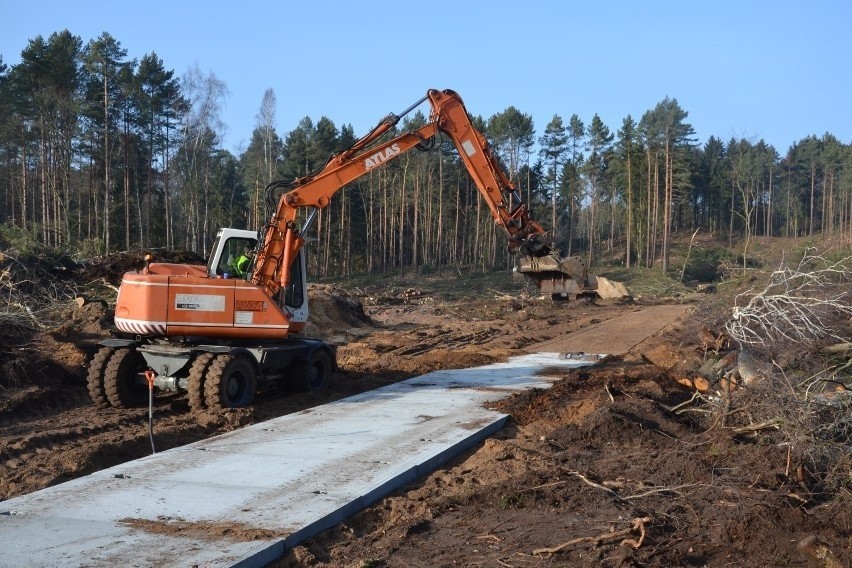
[{"left": 252, "top": 89, "right": 587, "bottom": 299}]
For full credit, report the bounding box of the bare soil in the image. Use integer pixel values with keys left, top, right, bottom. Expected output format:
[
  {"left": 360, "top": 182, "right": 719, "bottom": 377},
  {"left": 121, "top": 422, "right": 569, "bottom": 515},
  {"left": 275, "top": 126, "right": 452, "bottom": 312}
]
[
  {"left": 0, "top": 262, "right": 849, "bottom": 567},
  {"left": 275, "top": 356, "right": 850, "bottom": 568}
]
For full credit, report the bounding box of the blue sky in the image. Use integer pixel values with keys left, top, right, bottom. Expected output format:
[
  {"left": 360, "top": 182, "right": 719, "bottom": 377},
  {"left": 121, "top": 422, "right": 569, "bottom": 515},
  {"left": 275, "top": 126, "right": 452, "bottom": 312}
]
[{"left": 2, "top": 0, "right": 850, "bottom": 157}]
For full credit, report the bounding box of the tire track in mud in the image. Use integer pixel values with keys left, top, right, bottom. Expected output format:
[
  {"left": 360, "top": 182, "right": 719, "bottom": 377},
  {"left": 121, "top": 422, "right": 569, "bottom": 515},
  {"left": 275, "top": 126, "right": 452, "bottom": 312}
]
[
  {"left": 1, "top": 391, "right": 185, "bottom": 435},
  {"left": 0, "top": 387, "right": 90, "bottom": 427},
  {"left": 394, "top": 327, "right": 505, "bottom": 357},
  {"left": 0, "top": 401, "right": 224, "bottom": 499},
  {"left": 2, "top": 417, "right": 149, "bottom": 464}
]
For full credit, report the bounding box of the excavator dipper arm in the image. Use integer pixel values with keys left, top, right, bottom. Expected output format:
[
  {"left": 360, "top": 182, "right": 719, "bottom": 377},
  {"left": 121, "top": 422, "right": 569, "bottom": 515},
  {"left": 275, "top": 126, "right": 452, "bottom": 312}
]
[{"left": 251, "top": 89, "right": 593, "bottom": 300}]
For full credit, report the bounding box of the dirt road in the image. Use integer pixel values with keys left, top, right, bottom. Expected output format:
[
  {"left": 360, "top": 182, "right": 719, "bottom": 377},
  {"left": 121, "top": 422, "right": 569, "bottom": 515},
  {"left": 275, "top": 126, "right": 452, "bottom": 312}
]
[{"left": 528, "top": 304, "right": 688, "bottom": 354}]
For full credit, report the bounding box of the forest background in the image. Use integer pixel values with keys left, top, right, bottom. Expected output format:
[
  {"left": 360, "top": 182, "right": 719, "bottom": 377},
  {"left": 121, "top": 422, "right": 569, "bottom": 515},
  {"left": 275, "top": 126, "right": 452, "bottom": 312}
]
[{"left": 1, "top": 29, "right": 851, "bottom": 281}]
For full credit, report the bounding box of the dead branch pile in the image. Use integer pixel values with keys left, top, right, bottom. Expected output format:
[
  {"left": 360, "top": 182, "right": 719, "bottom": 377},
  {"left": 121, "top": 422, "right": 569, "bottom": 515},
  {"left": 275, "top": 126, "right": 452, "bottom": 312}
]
[
  {"left": 695, "top": 248, "right": 852, "bottom": 494},
  {"left": 364, "top": 287, "right": 434, "bottom": 306},
  {"left": 78, "top": 248, "right": 204, "bottom": 285},
  {"left": 0, "top": 251, "right": 83, "bottom": 333},
  {"left": 726, "top": 249, "right": 852, "bottom": 350},
  {"left": 0, "top": 247, "right": 205, "bottom": 335}
]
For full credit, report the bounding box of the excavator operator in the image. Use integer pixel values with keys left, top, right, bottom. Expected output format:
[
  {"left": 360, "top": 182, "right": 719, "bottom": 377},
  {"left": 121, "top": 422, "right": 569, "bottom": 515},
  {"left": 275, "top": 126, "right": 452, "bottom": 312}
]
[{"left": 233, "top": 247, "right": 252, "bottom": 278}]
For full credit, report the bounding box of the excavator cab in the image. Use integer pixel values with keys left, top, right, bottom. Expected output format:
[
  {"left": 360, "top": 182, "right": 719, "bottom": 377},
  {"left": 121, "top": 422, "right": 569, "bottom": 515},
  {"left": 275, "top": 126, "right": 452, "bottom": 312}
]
[
  {"left": 206, "top": 227, "right": 309, "bottom": 324},
  {"left": 207, "top": 228, "right": 258, "bottom": 278}
]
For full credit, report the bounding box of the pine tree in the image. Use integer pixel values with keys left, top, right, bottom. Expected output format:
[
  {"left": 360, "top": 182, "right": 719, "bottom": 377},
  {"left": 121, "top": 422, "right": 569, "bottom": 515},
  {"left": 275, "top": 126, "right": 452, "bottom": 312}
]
[
  {"left": 615, "top": 116, "right": 639, "bottom": 266},
  {"left": 583, "top": 114, "right": 613, "bottom": 265},
  {"left": 83, "top": 32, "right": 129, "bottom": 251},
  {"left": 10, "top": 31, "right": 83, "bottom": 246},
  {"left": 538, "top": 115, "right": 568, "bottom": 244},
  {"left": 137, "top": 52, "right": 182, "bottom": 247},
  {"left": 563, "top": 114, "right": 586, "bottom": 255},
  {"left": 487, "top": 106, "right": 534, "bottom": 185}
]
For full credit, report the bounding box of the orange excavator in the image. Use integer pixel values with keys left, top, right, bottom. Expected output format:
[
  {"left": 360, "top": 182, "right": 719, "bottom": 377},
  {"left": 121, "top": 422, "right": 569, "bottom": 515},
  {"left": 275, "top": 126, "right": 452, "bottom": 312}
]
[{"left": 87, "top": 89, "right": 598, "bottom": 411}]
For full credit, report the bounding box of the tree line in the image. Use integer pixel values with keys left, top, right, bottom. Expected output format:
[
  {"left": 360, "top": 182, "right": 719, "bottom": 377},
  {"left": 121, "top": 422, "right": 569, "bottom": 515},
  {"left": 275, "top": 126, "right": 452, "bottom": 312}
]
[{"left": 1, "top": 30, "right": 850, "bottom": 279}]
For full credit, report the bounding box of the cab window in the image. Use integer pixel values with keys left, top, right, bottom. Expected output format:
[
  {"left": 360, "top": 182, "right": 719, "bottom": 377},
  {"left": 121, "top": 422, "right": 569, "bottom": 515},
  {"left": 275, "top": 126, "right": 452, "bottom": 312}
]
[
  {"left": 283, "top": 250, "right": 305, "bottom": 308},
  {"left": 216, "top": 237, "right": 257, "bottom": 277}
]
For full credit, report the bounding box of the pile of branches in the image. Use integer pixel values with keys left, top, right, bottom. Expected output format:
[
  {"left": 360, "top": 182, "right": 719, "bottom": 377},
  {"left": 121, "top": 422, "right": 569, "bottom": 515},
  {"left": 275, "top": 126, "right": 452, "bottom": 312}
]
[
  {"left": 78, "top": 247, "right": 204, "bottom": 285},
  {"left": 726, "top": 248, "right": 852, "bottom": 352},
  {"left": 687, "top": 249, "right": 852, "bottom": 495},
  {"left": 0, "top": 247, "right": 205, "bottom": 334},
  {"left": 0, "top": 250, "right": 83, "bottom": 336}
]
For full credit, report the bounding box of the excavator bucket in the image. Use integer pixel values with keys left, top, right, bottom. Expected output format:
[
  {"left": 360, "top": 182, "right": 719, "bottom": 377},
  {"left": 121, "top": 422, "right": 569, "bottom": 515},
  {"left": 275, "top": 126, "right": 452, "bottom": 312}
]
[{"left": 517, "top": 252, "right": 599, "bottom": 299}]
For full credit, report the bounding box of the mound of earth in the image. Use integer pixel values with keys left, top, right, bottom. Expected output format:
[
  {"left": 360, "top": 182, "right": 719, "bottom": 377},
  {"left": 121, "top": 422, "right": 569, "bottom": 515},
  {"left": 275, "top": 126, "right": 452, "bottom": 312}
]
[
  {"left": 0, "top": 297, "right": 113, "bottom": 389},
  {"left": 302, "top": 283, "right": 373, "bottom": 339}
]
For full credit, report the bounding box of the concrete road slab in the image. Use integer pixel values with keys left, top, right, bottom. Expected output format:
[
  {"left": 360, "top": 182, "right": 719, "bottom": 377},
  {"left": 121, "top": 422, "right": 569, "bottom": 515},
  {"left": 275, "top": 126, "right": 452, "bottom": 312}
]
[{"left": 0, "top": 352, "right": 596, "bottom": 568}]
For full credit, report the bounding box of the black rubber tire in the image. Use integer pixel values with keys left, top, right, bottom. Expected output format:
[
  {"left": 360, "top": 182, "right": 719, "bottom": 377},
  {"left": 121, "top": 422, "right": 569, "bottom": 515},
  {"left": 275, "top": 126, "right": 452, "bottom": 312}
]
[
  {"left": 292, "top": 350, "right": 333, "bottom": 393},
  {"left": 204, "top": 354, "right": 257, "bottom": 409},
  {"left": 187, "top": 352, "right": 215, "bottom": 413},
  {"left": 104, "top": 348, "right": 150, "bottom": 408},
  {"left": 86, "top": 346, "right": 115, "bottom": 408}
]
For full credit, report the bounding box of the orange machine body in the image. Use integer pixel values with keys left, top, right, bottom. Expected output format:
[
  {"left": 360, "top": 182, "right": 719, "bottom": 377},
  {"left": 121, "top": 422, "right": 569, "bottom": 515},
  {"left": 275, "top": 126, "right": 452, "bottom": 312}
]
[{"left": 114, "top": 267, "right": 304, "bottom": 339}]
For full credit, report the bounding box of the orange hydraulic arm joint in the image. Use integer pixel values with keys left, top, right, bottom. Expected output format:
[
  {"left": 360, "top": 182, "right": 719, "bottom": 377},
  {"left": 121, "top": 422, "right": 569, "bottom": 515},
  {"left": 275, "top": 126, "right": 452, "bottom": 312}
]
[{"left": 250, "top": 89, "right": 579, "bottom": 300}]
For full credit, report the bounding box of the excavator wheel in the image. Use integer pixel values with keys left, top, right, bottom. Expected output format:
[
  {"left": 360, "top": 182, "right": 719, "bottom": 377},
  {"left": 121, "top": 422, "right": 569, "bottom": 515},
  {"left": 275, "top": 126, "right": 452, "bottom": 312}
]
[
  {"left": 186, "top": 352, "right": 215, "bottom": 413},
  {"left": 104, "top": 348, "right": 150, "bottom": 408},
  {"left": 204, "top": 354, "right": 257, "bottom": 409},
  {"left": 291, "top": 349, "right": 333, "bottom": 393},
  {"left": 86, "top": 346, "right": 115, "bottom": 408}
]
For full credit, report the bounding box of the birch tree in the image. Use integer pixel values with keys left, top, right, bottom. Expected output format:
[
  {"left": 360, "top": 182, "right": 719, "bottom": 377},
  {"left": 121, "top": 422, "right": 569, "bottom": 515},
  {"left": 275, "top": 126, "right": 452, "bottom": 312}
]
[{"left": 176, "top": 63, "right": 228, "bottom": 253}]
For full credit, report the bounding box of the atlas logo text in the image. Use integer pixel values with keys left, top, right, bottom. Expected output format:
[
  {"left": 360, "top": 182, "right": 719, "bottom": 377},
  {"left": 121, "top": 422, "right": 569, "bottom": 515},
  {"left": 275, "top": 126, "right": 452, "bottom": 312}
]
[{"left": 364, "top": 143, "right": 400, "bottom": 170}]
